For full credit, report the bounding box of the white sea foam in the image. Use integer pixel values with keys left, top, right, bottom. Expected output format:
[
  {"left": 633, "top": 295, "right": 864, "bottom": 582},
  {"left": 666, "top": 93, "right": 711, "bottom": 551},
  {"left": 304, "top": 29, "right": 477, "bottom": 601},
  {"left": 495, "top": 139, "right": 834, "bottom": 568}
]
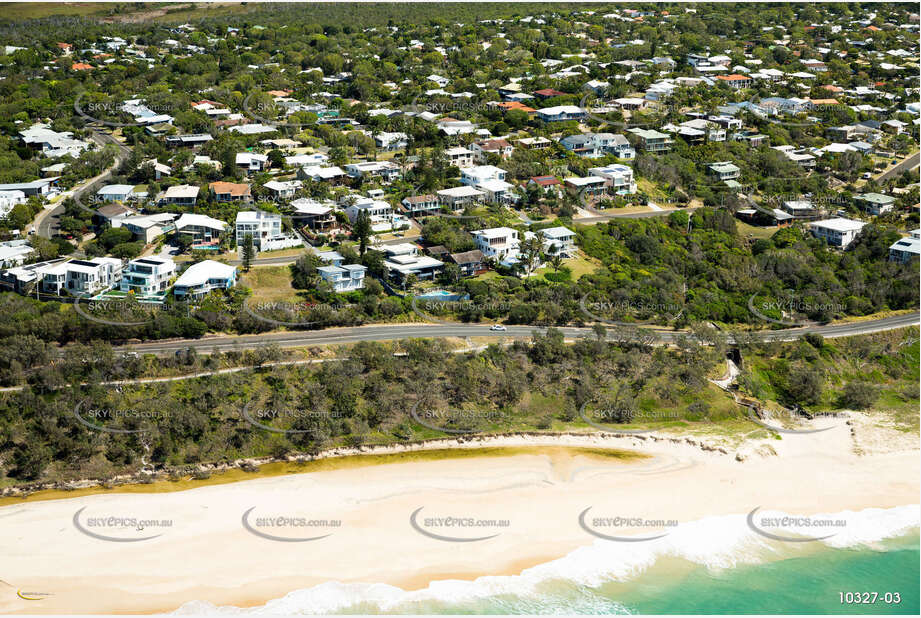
[{"left": 174, "top": 505, "right": 919, "bottom": 615}]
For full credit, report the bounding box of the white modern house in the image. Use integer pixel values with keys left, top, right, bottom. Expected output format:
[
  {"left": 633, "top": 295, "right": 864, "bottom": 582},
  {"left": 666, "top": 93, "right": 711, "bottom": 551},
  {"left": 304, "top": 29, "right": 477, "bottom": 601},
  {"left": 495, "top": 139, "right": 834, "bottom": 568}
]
[
  {"left": 460, "top": 165, "right": 516, "bottom": 204},
  {"left": 317, "top": 263, "right": 367, "bottom": 292},
  {"left": 172, "top": 260, "right": 237, "bottom": 298},
  {"left": 235, "top": 211, "right": 282, "bottom": 249},
  {"left": 587, "top": 164, "right": 637, "bottom": 194},
  {"left": 344, "top": 197, "right": 395, "bottom": 232},
  {"left": 0, "top": 240, "right": 35, "bottom": 268},
  {"left": 531, "top": 226, "right": 576, "bottom": 257},
  {"left": 236, "top": 152, "right": 269, "bottom": 174},
  {"left": 235, "top": 211, "right": 301, "bottom": 251},
  {"left": 471, "top": 227, "right": 520, "bottom": 260},
  {"left": 344, "top": 160, "right": 401, "bottom": 182},
  {"left": 445, "top": 146, "right": 476, "bottom": 168},
  {"left": 174, "top": 213, "right": 228, "bottom": 244},
  {"left": 263, "top": 179, "right": 302, "bottom": 199},
  {"left": 120, "top": 256, "right": 176, "bottom": 297},
  {"left": 41, "top": 257, "right": 123, "bottom": 296},
  {"left": 0, "top": 190, "right": 26, "bottom": 217},
  {"left": 809, "top": 218, "right": 867, "bottom": 249},
  {"left": 437, "top": 185, "right": 485, "bottom": 210}
]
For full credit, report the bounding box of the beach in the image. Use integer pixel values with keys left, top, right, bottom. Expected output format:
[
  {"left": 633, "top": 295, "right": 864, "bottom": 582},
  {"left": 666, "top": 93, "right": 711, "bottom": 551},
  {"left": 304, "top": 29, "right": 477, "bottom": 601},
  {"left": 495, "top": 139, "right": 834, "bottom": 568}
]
[{"left": 1, "top": 412, "right": 918, "bottom": 615}]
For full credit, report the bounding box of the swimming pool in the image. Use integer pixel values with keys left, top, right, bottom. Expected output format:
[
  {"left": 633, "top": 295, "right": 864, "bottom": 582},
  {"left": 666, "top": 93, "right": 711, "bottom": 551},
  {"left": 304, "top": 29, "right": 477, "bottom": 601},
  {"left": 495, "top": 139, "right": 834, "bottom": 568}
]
[{"left": 416, "top": 290, "right": 470, "bottom": 301}]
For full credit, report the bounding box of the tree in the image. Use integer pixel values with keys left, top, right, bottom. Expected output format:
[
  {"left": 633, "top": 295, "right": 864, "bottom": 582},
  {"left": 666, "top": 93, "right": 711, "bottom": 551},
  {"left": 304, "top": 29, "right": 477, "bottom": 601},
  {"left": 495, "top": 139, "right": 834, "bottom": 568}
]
[
  {"left": 242, "top": 233, "right": 255, "bottom": 271},
  {"left": 353, "top": 210, "right": 372, "bottom": 255},
  {"left": 518, "top": 232, "right": 543, "bottom": 277}
]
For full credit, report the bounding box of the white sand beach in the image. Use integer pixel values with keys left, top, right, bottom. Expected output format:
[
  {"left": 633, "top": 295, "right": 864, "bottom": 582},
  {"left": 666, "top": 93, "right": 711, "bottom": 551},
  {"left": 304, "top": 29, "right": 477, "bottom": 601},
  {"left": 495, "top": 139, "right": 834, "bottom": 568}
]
[{"left": 1, "top": 413, "right": 917, "bottom": 615}]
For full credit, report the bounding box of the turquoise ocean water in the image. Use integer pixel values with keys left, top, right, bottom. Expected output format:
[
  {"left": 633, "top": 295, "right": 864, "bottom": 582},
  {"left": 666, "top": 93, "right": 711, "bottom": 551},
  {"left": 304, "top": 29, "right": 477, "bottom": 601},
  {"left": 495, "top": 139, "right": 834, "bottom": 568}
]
[{"left": 177, "top": 508, "right": 919, "bottom": 615}]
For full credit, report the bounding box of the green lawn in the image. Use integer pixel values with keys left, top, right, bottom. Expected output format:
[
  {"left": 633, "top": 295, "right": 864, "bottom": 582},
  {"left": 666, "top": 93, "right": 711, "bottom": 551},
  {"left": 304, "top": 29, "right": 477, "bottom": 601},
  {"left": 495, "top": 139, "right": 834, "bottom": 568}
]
[
  {"left": 240, "top": 265, "right": 301, "bottom": 303},
  {"left": 736, "top": 221, "right": 779, "bottom": 241}
]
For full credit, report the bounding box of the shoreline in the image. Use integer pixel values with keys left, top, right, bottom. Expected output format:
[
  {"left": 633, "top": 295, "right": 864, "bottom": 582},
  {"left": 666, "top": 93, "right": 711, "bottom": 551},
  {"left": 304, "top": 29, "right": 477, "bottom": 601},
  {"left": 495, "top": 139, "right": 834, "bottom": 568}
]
[
  {"left": 0, "top": 430, "right": 719, "bottom": 505},
  {"left": 1, "top": 416, "right": 917, "bottom": 615}
]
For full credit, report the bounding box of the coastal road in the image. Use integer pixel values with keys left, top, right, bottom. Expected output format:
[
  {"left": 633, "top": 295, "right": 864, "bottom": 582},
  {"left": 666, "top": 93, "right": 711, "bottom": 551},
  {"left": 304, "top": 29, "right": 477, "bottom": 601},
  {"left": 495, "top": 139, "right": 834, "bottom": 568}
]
[
  {"left": 877, "top": 151, "right": 919, "bottom": 183},
  {"left": 117, "top": 311, "right": 920, "bottom": 355}
]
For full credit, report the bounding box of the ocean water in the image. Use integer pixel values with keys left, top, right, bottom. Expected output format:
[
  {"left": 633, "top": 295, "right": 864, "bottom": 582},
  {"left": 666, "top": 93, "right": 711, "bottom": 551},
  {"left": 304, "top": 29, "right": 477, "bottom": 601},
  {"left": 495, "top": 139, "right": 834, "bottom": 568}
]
[{"left": 176, "top": 506, "right": 919, "bottom": 615}]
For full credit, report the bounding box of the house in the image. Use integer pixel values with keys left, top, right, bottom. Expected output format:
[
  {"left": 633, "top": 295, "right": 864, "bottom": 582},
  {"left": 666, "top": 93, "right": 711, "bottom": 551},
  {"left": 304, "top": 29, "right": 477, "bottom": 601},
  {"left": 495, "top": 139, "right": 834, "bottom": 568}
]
[
  {"left": 810, "top": 218, "right": 867, "bottom": 249},
  {"left": 535, "top": 105, "right": 586, "bottom": 122},
  {"left": 97, "top": 184, "right": 135, "bottom": 202},
  {"left": 114, "top": 213, "right": 177, "bottom": 244},
  {"left": 209, "top": 181, "right": 252, "bottom": 203},
  {"left": 235, "top": 211, "right": 283, "bottom": 250},
  {"left": 344, "top": 160, "right": 401, "bottom": 182},
  {"left": 383, "top": 248, "right": 444, "bottom": 284},
  {"left": 449, "top": 249, "right": 487, "bottom": 277},
  {"left": 119, "top": 256, "right": 176, "bottom": 297},
  {"left": 19, "top": 124, "right": 89, "bottom": 158},
  {"left": 437, "top": 118, "right": 477, "bottom": 136},
  {"left": 517, "top": 136, "right": 552, "bottom": 150},
  {"left": 781, "top": 200, "right": 816, "bottom": 219},
  {"left": 165, "top": 133, "right": 213, "bottom": 148},
  {"left": 614, "top": 97, "right": 646, "bottom": 110},
  {"left": 528, "top": 176, "right": 562, "bottom": 193},
  {"left": 559, "top": 133, "right": 598, "bottom": 157},
  {"left": 0, "top": 259, "right": 68, "bottom": 293},
  {"left": 316, "top": 250, "right": 345, "bottom": 267},
  {"left": 236, "top": 152, "right": 269, "bottom": 174},
  {"left": 401, "top": 194, "right": 439, "bottom": 218},
  {"left": 533, "top": 88, "right": 567, "bottom": 100},
  {"left": 460, "top": 165, "right": 506, "bottom": 187},
  {"left": 605, "top": 134, "right": 636, "bottom": 159},
  {"left": 437, "top": 185, "right": 485, "bottom": 210},
  {"left": 627, "top": 128, "right": 672, "bottom": 152},
  {"left": 587, "top": 165, "right": 637, "bottom": 194},
  {"left": 374, "top": 132, "right": 408, "bottom": 151},
  {"left": 734, "top": 131, "right": 767, "bottom": 147},
  {"left": 855, "top": 193, "right": 896, "bottom": 216},
  {"left": 297, "top": 165, "right": 346, "bottom": 184},
  {"left": 344, "top": 197, "right": 394, "bottom": 232},
  {"left": 0, "top": 190, "right": 26, "bottom": 218},
  {"left": 445, "top": 146, "right": 476, "bottom": 168},
  {"left": 290, "top": 198, "right": 338, "bottom": 233},
  {"left": 533, "top": 226, "right": 576, "bottom": 257},
  {"left": 708, "top": 161, "right": 741, "bottom": 181},
  {"left": 0, "top": 240, "right": 35, "bottom": 268},
  {"left": 715, "top": 74, "right": 753, "bottom": 89},
  {"left": 888, "top": 230, "right": 921, "bottom": 263},
  {"left": 264, "top": 180, "right": 302, "bottom": 199},
  {"left": 460, "top": 165, "right": 515, "bottom": 204},
  {"left": 0, "top": 178, "right": 60, "bottom": 197},
  {"left": 41, "top": 257, "right": 123, "bottom": 296},
  {"left": 471, "top": 227, "right": 520, "bottom": 260},
  {"left": 158, "top": 184, "right": 200, "bottom": 206},
  {"left": 172, "top": 260, "right": 237, "bottom": 298},
  {"left": 93, "top": 202, "right": 136, "bottom": 226},
  {"left": 174, "top": 213, "right": 228, "bottom": 244},
  {"left": 142, "top": 159, "right": 172, "bottom": 180},
  {"left": 882, "top": 119, "right": 907, "bottom": 135},
  {"left": 472, "top": 139, "right": 514, "bottom": 161},
  {"left": 565, "top": 175, "right": 607, "bottom": 195},
  {"left": 318, "top": 263, "right": 367, "bottom": 292}
]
